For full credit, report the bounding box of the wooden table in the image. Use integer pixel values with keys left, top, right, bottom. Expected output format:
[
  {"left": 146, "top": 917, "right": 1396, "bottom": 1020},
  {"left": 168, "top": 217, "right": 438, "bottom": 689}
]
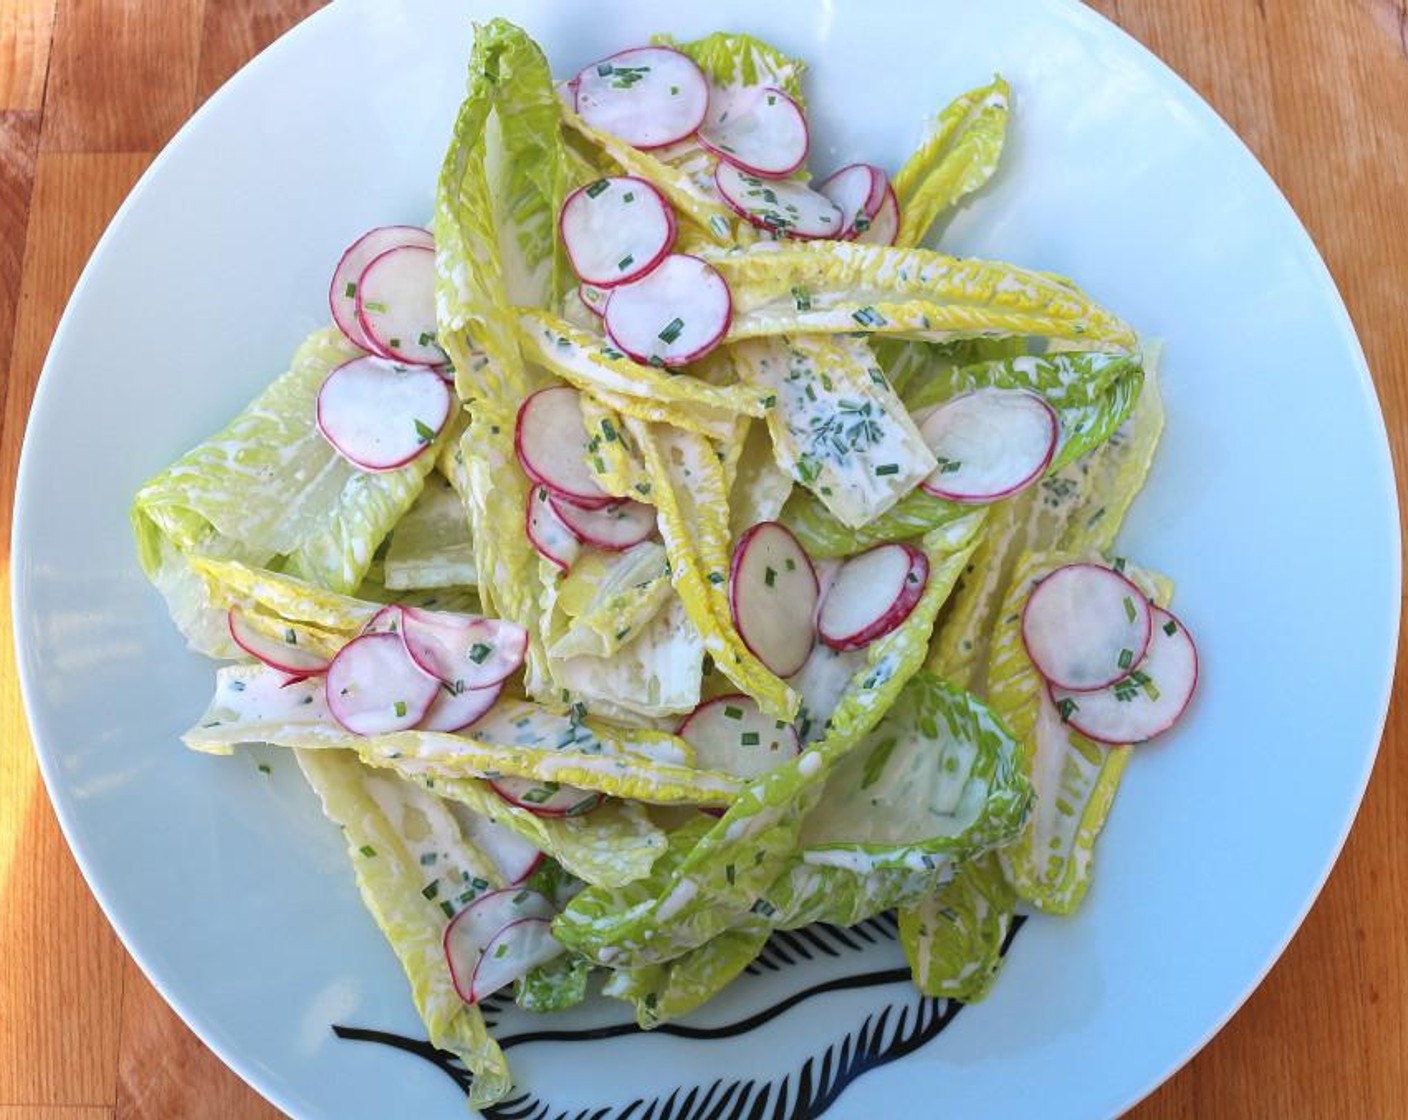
[{"left": 0, "top": 2, "right": 1403, "bottom": 1117}]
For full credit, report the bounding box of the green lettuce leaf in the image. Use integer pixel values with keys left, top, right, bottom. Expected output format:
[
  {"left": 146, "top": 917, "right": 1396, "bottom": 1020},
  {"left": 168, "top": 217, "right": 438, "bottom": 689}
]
[
  {"left": 727, "top": 416, "right": 795, "bottom": 540},
  {"left": 132, "top": 327, "right": 437, "bottom": 650},
  {"left": 382, "top": 470, "right": 477, "bottom": 590},
  {"left": 515, "top": 952, "right": 593, "bottom": 1013},
  {"left": 293, "top": 749, "right": 511, "bottom": 1106},
  {"left": 897, "top": 851, "right": 1016, "bottom": 1001},
  {"left": 547, "top": 541, "right": 671, "bottom": 660},
  {"left": 708, "top": 242, "right": 1138, "bottom": 351},
  {"left": 893, "top": 77, "right": 1011, "bottom": 249},
  {"left": 655, "top": 31, "right": 806, "bottom": 102},
  {"left": 731, "top": 335, "right": 936, "bottom": 529}
]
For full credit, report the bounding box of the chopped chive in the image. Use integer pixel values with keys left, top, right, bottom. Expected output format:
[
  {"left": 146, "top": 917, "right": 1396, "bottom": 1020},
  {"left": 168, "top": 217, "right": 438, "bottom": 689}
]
[
  {"left": 393, "top": 700, "right": 407, "bottom": 718},
  {"left": 617, "top": 253, "right": 635, "bottom": 271},
  {"left": 389, "top": 338, "right": 401, "bottom": 349},
  {"left": 670, "top": 85, "right": 680, "bottom": 95},
  {"left": 363, "top": 300, "right": 388, "bottom": 313},
  {"left": 760, "top": 393, "right": 776, "bottom": 408},
  {"left": 468, "top": 642, "right": 492, "bottom": 664},
  {"left": 707, "top": 571, "right": 725, "bottom": 585},
  {"left": 414, "top": 418, "right": 438, "bottom": 444},
  {"left": 874, "top": 463, "right": 899, "bottom": 476},
  {"left": 420, "top": 852, "right": 438, "bottom": 866},
  {"left": 1123, "top": 595, "right": 1137, "bottom": 622},
  {"left": 622, "top": 190, "right": 635, "bottom": 203},
  {"left": 741, "top": 731, "right": 760, "bottom": 746},
  {"left": 851, "top": 306, "right": 885, "bottom": 328},
  {"left": 725, "top": 864, "right": 736, "bottom": 885},
  {"left": 418, "top": 331, "right": 436, "bottom": 346},
  {"left": 1163, "top": 619, "right": 1179, "bottom": 636},
  {"left": 1118, "top": 648, "right": 1134, "bottom": 669},
  {"left": 723, "top": 705, "right": 743, "bottom": 720},
  {"left": 764, "top": 566, "right": 777, "bottom": 587},
  {"left": 658, "top": 317, "right": 685, "bottom": 344},
  {"left": 343, "top": 281, "right": 357, "bottom": 298},
  {"left": 439, "top": 900, "right": 455, "bottom": 919},
  {"left": 359, "top": 845, "right": 377, "bottom": 857},
  {"left": 1055, "top": 698, "right": 1078, "bottom": 722},
  {"left": 257, "top": 763, "right": 271, "bottom": 775},
  {"left": 422, "top": 881, "right": 440, "bottom": 900},
  {"left": 791, "top": 285, "right": 811, "bottom": 311}
]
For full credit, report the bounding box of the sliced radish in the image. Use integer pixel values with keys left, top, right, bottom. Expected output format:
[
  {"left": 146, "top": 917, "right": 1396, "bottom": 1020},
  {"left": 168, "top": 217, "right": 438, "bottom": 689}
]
[
  {"left": 714, "top": 162, "right": 845, "bottom": 240},
  {"left": 728, "top": 521, "right": 819, "bottom": 677},
  {"left": 399, "top": 608, "right": 528, "bottom": 691},
  {"left": 560, "top": 176, "right": 677, "bottom": 288},
  {"left": 362, "top": 604, "right": 404, "bottom": 635},
  {"left": 1021, "top": 563, "right": 1153, "bottom": 692},
  {"left": 489, "top": 776, "right": 604, "bottom": 817},
  {"left": 677, "top": 694, "right": 800, "bottom": 780},
  {"left": 324, "top": 632, "right": 439, "bottom": 736},
  {"left": 316, "top": 357, "right": 451, "bottom": 472},
  {"left": 328, "top": 226, "right": 434, "bottom": 353},
  {"left": 603, "top": 254, "right": 732, "bottom": 367},
  {"left": 471, "top": 918, "right": 561, "bottom": 1001},
  {"left": 417, "top": 679, "right": 502, "bottom": 734},
  {"left": 228, "top": 606, "right": 330, "bottom": 675},
  {"left": 854, "top": 183, "right": 900, "bottom": 246},
  {"left": 526, "top": 486, "right": 582, "bottom": 572},
  {"left": 698, "top": 86, "right": 809, "bottom": 179},
  {"left": 355, "top": 245, "right": 444, "bottom": 366},
  {"left": 515, "top": 386, "right": 613, "bottom": 509},
  {"left": 573, "top": 46, "right": 710, "bottom": 150},
  {"left": 549, "top": 494, "right": 655, "bottom": 551},
  {"left": 817, "top": 543, "right": 929, "bottom": 652},
  {"left": 580, "top": 282, "right": 609, "bottom": 318},
  {"left": 452, "top": 807, "right": 545, "bottom": 885},
  {"left": 1051, "top": 608, "right": 1199, "bottom": 744},
  {"left": 917, "top": 388, "right": 1058, "bottom": 502},
  {"left": 444, "top": 888, "right": 560, "bottom": 1003},
  {"left": 817, "top": 163, "right": 885, "bottom": 239}
]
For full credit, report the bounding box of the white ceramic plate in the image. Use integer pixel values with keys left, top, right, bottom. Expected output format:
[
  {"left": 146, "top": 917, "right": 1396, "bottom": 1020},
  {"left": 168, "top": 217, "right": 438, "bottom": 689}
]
[{"left": 13, "top": 2, "right": 1399, "bottom": 1118}]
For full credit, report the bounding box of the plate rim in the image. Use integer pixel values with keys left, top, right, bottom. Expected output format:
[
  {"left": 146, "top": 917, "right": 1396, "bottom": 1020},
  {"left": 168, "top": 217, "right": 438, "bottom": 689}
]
[{"left": 11, "top": 1, "right": 1401, "bottom": 1117}]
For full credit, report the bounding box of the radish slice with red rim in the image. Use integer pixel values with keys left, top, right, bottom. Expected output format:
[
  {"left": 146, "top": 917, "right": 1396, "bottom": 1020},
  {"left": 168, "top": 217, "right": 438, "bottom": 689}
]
[
  {"left": 228, "top": 606, "right": 330, "bottom": 675},
  {"left": 817, "top": 543, "right": 929, "bottom": 651},
  {"left": 355, "top": 245, "right": 445, "bottom": 366},
  {"left": 548, "top": 494, "right": 655, "bottom": 551},
  {"left": 854, "top": 183, "right": 900, "bottom": 245},
  {"left": 515, "top": 386, "right": 614, "bottom": 508},
  {"left": 1021, "top": 563, "right": 1153, "bottom": 691},
  {"left": 603, "top": 254, "right": 732, "bottom": 367},
  {"left": 818, "top": 163, "right": 886, "bottom": 239},
  {"left": 714, "top": 161, "right": 845, "bottom": 240},
  {"left": 328, "top": 226, "right": 434, "bottom": 354},
  {"left": 677, "top": 694, "right": 800, "bottom": 779},
  {"left": 489, "top": 776, "right": 604, "bottom": 817},
  {"left": 400, "top": 608, "right": 528, "bottom": 691},
  {"left": 560, "top": 176, "right": 677, "bottom": 288},
  {"left": 573, "top": 47, "right": 710, "bottom": 150},
  {"left": 1050, "top": 607, "right": 1198, "bottom": 744},
  {"left": 324, "top": 632, "right": 440, "bottom": 736},
  {"left": 917, "top": 387, "right": 1058, "bottom": 502},
  {"left": 468, "top": 918, "right": 561, "bottom": 1002},
  {"left": 579, "top": 282, "right": 609, "bottom": 318},
  {"left": 316, "top": 357, "right": 451, "bottom": 472},
  {"left": 416, "top": 679, "right": 502, "bottom": 734},
  {"left": 444, "top": 888, "right": 560, "bottom": 1004},
  {"left": 728, "top": 521, "right": 819, "bottom": 677},
  {"left": 451, "top": 807, "right": 545, "bottom": 885},
  {"left": 698, "top": 86, "right": 809, "bottom": 178},
  {"left": 526, "top": 486, "right": 582, "bottom": 572}
]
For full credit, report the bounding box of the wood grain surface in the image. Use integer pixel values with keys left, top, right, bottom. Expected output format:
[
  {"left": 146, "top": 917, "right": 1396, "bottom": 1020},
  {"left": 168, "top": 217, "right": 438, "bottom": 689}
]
[{"left": 0, "top": 2, "right": 1403, "bottom": 1117}]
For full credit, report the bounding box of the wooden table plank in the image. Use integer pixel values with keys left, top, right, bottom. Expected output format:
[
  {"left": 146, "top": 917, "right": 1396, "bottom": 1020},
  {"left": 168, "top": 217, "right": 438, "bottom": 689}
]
[
  {"left": 0, "top": 150, "right": 152, "bottom": 1110},
  {"left": 1, "top": 3, "right": 1405, "bottom": 1119},
  {"left": 0, "top": 110, "right": 39, "bottom": 392},
  {"left": 0, "top": 0, "right": 57, "bottom": 111},
  {"left": 40, "top": 0, "right": 203, "bottom": 152}
]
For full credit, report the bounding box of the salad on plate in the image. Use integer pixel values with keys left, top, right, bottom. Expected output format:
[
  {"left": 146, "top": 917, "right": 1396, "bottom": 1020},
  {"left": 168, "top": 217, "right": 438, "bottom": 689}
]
[{"left": 131, "top": 20, "right": 1198, "bottom": 1108}]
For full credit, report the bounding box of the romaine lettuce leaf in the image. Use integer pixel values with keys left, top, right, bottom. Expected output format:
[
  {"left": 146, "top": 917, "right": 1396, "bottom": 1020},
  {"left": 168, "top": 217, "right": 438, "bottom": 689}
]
[
  {"left": 132, "top": 327, "right": 437, "bottom": 651},
  {"left": 708, "top": 242, "right": 1139, "bottom": 351},
  {"left": 626, "top": 419, "right": 800, "bottom": 721},
  {"left": 731, "top": 334, "right": 936, "bottom": 529},
  {"left": 515, "top": 952, "right": 593, "bottom": 1013},
  {"left": 294, "top": 749, "right": 511, "bottom": 1106},
  {"left": 728, "top": 416, "right": 795, "bottom": 540},
  {"left": 655, "top": 31, "right": 806, "bottom": 102},
  {"left": 577, "top": 393, "right": 653, "bottom": 500},
  {"left": 547, "top": 542, "right": 671, "bottom": 659},
  {"left": 897, "top": 851, "right": 1016, "bottom": 1001},
  {"left": 382, "top": 470, "right": 477, "bottom": 590},
  {"left": 893, "top": 77, "right": 1011, "bottom": 249}
]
